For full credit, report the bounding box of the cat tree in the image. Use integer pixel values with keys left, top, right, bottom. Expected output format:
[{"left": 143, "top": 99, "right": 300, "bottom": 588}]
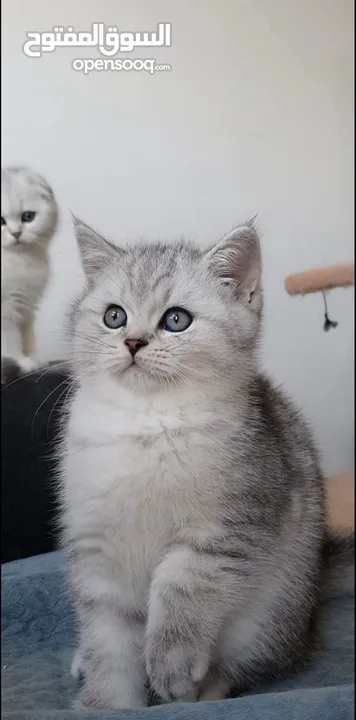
[{"left": 285, "top": 261, "right": 354, "bottom": 529}]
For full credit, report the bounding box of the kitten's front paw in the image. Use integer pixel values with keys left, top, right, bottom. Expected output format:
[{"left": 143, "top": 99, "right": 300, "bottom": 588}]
[
  {"left": 2, "top": 355, "right": 39, "bottom": 380},
  {"left": 75, "top": 681, "right": 147, "bottom": 710},
  {"left": 18, "top": 356, "right": 39, "bottom": 375},
  {"left": 145, "top": 631, "right": 209, "bottom": 702}
]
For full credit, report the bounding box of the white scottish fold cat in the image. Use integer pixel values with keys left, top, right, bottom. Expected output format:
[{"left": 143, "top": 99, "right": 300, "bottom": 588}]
[{"left": 1, "top": 166, "right": 58, "bottom": 376}]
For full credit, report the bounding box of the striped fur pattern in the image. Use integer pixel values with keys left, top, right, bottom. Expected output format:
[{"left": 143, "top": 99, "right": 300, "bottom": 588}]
[{"left": 58, "top": 219, "right": 352, "bottom": 709}]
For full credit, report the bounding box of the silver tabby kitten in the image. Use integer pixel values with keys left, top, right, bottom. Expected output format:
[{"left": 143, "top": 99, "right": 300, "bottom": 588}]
[{"left": 59, "top": 218, "right": 353, "bottom": 709}]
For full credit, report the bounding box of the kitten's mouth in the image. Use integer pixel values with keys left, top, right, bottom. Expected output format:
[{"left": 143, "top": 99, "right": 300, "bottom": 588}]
[
  {"left": 123, "top": 358, "right": 149, "bottom": 376},
  {"left": 125, "top": 358, "right": 139, "bottom": 371},
  {"left": 121, "top": 356, "right": 158, "bottom": 378}
]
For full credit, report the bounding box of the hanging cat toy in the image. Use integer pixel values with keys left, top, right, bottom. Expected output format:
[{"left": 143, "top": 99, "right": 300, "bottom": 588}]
[{"left": 285, "top": 262, "right": 354, "bottom": 331}]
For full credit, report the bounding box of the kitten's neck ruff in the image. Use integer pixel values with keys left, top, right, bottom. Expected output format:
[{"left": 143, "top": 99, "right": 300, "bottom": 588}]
[
  {"left": 75, "top": 371, "right": 250, "bottom": 423},
  {"left": 69, "top": 374, "right": 246, "bottom": 451}
]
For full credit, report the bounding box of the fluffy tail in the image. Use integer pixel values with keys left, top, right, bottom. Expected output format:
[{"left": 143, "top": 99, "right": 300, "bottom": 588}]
[{"left": 321, "top": 528, "right": 354, "bottom": 599}]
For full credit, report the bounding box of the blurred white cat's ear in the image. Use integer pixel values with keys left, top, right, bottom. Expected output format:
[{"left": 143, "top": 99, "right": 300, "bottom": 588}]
[
  {"left": 72, "top": 215, "right": 117, "bottom": 278},
  {"left": 206, "top": 220, "right": 262, "bottom": 303}
]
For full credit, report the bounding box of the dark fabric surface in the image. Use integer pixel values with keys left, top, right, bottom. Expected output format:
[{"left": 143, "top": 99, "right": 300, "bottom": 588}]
[
  {"left": 1, "top": 365, "right": 70, "bottom": 563},
  {"left": 1, "top": 551, "right": 354, "bottom": 719}
]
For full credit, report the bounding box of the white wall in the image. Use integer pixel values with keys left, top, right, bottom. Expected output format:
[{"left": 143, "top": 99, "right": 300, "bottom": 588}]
[{"left": 2, "top": 0, "right": 354, "bottom": 476}]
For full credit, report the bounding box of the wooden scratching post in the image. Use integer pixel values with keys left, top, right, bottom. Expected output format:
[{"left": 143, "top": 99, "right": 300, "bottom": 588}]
[
  {"left": 284, "top": 261, "right": 354, "bottom": 528},
  {"left": 285, "top": 262, "right": 354, "bottom": 331},
  {"left": 285, "top": 262, "right": 354, "bottom": 296}
]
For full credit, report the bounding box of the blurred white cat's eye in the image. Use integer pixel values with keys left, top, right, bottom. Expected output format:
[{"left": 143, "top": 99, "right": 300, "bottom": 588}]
[
  {"left": 161, "top": 307, "right": 193, "bottom": 333},
  {"left": 103, "top": 305, "right": 127, "bottom": 329},
  {"left": 21, "top": 211, "right": 36, "bottom": 223},
  {"left": 1, "top": 217, "right": 6, "bottom": 225}
]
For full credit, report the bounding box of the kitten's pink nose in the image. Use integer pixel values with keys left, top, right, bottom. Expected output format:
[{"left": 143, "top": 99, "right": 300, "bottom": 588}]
[
  {"left": 12, "top": 230, "right": 21, "bottom": 240},
  {"left": 124, "top": 338, "right": 148, "bottom": 357}
]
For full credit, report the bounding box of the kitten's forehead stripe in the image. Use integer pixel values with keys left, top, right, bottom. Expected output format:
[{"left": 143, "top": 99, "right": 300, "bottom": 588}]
[
  {"left": 151, "top": 273, "right": 172, "bottom": 294},
  {"left": 109, "top": 241, "right": 203, "bottom": 308}
]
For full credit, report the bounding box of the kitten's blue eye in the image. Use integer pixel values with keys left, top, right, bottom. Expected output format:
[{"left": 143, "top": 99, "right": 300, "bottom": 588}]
[
  {"left": 1, "top": 217, "right": 6, "bottom": 225},
  {"left": 161, "top": 307, "right": 193, "bottom": 333},
  {"left": 103, "top": 305, "right": 127, "bottom": 329},
  {"left": 21, "top": 211, "right": 36, "bottom": 223}
]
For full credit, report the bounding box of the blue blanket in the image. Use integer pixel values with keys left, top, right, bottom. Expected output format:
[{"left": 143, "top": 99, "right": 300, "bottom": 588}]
[{"left": 1, "top": 551, "right": 354, "bottom": 719}]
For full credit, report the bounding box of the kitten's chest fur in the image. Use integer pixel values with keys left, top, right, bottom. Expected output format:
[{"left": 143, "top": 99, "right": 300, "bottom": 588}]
[
  {"left": 1, "top": 246, "right": 48, "bottom": 310},
  {"left": 63, "top": 384, "right": 228, "bottom": 602}
]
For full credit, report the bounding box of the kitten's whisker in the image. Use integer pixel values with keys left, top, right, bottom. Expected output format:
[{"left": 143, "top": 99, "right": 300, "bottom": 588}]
[
  {"left": 175, "top": 361, "right": 220, "bottom": 381},
  {"left": 36, "top": 361, "right": 72, "bottom": 383},
  {"left": 148, "top": 349, "right": 220, "bottom": 383},
  {"left": 174, "top": 370, "right": 201, "bottom": 396},
  {"left": 74, "top": 332, "right": 114, "bottom": 351},
  {"left": 45, "top": 367, "right": 96, "bottom": 439},
  {"left": 31, "top": 377, "right": 75, "bottom": 437},
  {"left": 45, "top": 375, "right": 81, "bottom": 439},
  {"left": 1, "top": 360, "right": 70, "bottom": 391},
  {"left": 1, "top": 367, "right": 46, "bottom": 390}
]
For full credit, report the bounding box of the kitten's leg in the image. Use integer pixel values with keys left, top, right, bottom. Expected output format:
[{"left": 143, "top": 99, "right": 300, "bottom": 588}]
[
  {"left": 22, "top": 316, "right": 38, "bottom": 366},
  {"left": 215, "top": 595, "right": 316, "bottom": 698},
  {"left": 145, "top": 546, "right": 243, "bottom": 703},
  {"left": 1, "top": 321, "right": 38, "bottom": 374},
  {"left": 74, "top": 603, "right": 147, "bottom": 710},
  {"left": 1, "top": 322, "right": 23, "bottom": 363}
]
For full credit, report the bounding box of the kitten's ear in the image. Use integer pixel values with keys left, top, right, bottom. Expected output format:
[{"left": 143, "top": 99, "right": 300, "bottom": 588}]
[
  {"left": 72, "top": 214, "right": 117, "bottom": 278},
  {"left": 206, "top": 221, "right": 262, "bottom": 303}
]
